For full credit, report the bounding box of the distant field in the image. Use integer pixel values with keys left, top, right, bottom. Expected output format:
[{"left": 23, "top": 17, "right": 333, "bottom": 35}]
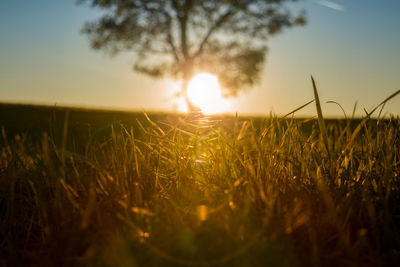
[{"left": 0, "top": 103, "right": 399, "bottom": 266}]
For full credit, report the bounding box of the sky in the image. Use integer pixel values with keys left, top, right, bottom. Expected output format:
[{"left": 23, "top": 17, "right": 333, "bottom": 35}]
[{"left": 0, "top": 0, "right": 399, "bottom": 117}]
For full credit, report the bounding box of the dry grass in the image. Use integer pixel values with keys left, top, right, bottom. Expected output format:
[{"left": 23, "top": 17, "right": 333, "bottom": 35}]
[{"left": 1, "top": 97, "right": 400, "bottom": 266}]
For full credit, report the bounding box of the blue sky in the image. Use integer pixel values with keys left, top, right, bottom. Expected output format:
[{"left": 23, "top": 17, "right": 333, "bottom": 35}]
[{"left": 1, "top": 0, "right": 399, "bottom": 116}]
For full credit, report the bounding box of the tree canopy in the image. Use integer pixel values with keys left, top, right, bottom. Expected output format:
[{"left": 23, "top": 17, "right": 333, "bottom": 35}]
[{"left": 80, "top": 0, "right": 306, "bottom": 99}]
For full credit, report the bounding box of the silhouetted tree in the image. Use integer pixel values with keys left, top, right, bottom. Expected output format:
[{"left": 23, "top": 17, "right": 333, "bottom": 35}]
[{"left": 79, "top": 0, "right": 306, "bottom": 110}]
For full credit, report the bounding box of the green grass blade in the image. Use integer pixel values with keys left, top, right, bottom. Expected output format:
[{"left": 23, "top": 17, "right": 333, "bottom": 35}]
[{"left": 311, "top": 76, "right": 330, "bottom": 157}]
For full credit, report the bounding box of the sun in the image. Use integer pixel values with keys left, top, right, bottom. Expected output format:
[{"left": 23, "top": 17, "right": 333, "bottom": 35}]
[{"left": 187, "top": 73, "right": 228, "bottom": 115}]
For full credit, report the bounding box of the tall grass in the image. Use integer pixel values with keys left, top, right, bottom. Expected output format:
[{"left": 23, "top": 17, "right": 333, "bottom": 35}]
[{"left": 0, "top": 102, "right": 400, "bottom": 266}]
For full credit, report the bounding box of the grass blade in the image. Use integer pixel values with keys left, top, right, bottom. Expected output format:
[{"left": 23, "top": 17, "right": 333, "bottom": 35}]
[
  {"left": 282, "top": 99, "right": 314, "bottom": 118},
  {"left": 311, "top": 76, "right": 330, "bottom": 157},
  {"left": 351, "top": 101, "right": 358, "bottom": 119},
  {"left": 346, "top": 89, "right": 400, "bottom": 148},
  {"left": 326, "top": 101, "right": 347, "bottom": 120}
]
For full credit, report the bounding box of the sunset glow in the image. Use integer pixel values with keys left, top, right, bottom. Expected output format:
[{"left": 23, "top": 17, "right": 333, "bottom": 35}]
[{"left": 187, "top": 73, "right": 228, "bottom": 115}]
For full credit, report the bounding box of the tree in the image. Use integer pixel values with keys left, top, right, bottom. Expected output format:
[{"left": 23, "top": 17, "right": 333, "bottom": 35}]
[{"left": 79, "top": 0, "right": 306, "bottom": 111}]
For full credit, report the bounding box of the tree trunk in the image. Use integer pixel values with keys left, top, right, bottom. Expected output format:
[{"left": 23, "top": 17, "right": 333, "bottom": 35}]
[
  {"left": 181, "top": 62, "right": 200, "bottom": 113},
  {"left": 182, "top": 78, "right": 200, "bottom": 113}
]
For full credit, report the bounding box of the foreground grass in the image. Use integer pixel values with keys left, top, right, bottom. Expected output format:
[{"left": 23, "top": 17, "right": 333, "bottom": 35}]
[{"left": 0, "top": 105, "right": 400, "bottom": 266}]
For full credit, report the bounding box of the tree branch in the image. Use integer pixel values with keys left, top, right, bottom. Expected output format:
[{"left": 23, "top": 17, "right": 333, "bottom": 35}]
[
  {"left": 139, "top": 1, "right": 180, "bottom": 62},
  {"left": 193, "top": 8, "right": 234, "bottom": 58},
  {"left": 166, "top": 28, "right": 180, "bottom": 62}
]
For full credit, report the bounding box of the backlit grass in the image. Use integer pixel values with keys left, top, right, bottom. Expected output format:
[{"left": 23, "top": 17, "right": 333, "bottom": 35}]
[{"left": 1, "top": 98, "right": 400, "bottom": 266}]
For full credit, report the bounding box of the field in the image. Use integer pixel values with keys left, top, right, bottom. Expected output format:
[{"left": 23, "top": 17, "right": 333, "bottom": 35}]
[{"left": 1, "top": 102, "right": 399, "bottom": 266}]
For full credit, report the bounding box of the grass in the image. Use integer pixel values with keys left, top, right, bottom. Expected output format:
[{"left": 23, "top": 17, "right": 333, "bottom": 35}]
[{"left": 0, "top": 95, "right": 400, "bottom": 266}]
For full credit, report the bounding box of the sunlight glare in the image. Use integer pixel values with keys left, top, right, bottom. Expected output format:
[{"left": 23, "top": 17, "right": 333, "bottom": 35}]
[
  {"left": 187, "top": 73, "right": 228, "bottom": 115},
  {"left": 169, "top": 80, "right": 189, "bottom": 113}
]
